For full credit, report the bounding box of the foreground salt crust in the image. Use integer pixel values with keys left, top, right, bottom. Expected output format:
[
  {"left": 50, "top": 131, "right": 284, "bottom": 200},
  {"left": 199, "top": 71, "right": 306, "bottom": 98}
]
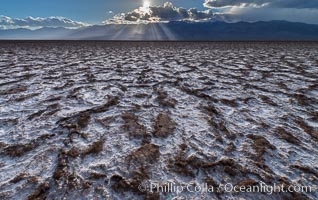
[{"left": 0, "top": 42, "right": 317, "bottom": 199}]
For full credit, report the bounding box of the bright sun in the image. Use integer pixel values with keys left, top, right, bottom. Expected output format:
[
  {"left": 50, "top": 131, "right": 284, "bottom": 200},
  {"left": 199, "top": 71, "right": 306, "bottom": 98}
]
[
  {"left": 143, "top": 1, "right": 150, "bottom": 8},
  {"left": 141, "top": 0, "right": 151, "bottom": 13}
]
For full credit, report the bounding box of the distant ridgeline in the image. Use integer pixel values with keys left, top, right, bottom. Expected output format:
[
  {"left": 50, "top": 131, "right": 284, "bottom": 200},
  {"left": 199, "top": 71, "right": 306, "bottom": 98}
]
[{"left": 1, "top": 20, "right": 318, "bottom": 40}]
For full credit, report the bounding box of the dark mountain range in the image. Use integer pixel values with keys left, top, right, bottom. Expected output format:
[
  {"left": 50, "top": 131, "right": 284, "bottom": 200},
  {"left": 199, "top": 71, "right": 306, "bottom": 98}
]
[{"left": 1, "top": 20, "right": 318, "bottom": 40}]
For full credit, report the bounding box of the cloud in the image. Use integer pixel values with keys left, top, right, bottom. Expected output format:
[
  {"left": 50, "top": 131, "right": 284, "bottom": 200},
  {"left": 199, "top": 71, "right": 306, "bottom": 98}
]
[
  {"left": 0, "top": 16, "right": 88, "bottom": 29},
  {"left": 203, "top": 0, "right": 318, "bottom": 24},
  {"left": 229, "top": 6, "right": 318, "bottom": 24},
  {"left": 105, "top": 2, "right": 215, "bottom": 24},
  {"left": 204, "top": 0, "right": 318, "bottom": 9}
]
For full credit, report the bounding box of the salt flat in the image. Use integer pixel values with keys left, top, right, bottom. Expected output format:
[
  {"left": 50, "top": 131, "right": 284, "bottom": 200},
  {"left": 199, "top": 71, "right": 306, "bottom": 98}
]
[{"left": 0, "top": 42, "right": 317, "bottom": 199}]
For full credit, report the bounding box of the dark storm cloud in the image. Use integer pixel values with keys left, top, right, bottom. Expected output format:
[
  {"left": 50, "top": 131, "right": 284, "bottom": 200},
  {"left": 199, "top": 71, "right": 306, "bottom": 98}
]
[
  {"left": 229, "top": 6, "right": 318, "bottom": 24},
  {"left": 203, "top": 0, "right": 318, "bottom": 24},
  {"left": 107, "top": 2, "right": 214, "bottom": 23},
  {"left": 204, "top": 0, "right": 318, "bottom": 9},
  {"left": 0, "top": 16, "right": 88, "bottom": 29}
]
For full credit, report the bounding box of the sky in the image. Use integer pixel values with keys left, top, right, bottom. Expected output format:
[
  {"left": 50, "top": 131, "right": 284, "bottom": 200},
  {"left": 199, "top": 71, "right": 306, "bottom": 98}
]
[
  {"left": 0, "top": 0, "right": 204, "bottom": 23},
  {"left": 0, "top": 0, "right": 318, "bottom": 29}
]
